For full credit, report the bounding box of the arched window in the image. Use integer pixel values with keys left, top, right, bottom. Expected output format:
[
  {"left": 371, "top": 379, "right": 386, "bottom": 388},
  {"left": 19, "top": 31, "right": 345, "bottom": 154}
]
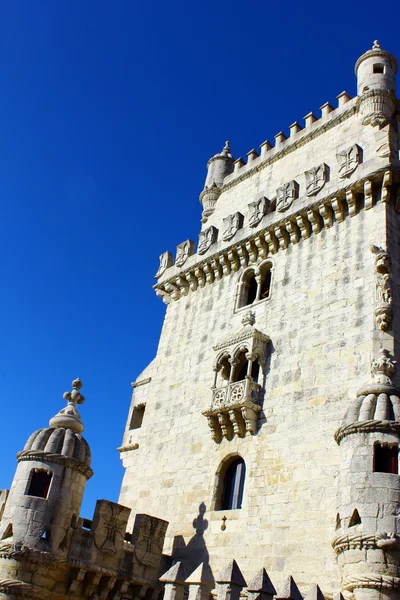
[
  {"left": 218, "top": 458, "right": 246, "bottom": 510},
  {"left": 237, "top": 262, "right": 273, "bottom": 309},
  {"left": 231, "top": 350, "right": 248, "bottom": 382},
  {"left": 214, "top": 353, "right": 231, "bottom": 388}
]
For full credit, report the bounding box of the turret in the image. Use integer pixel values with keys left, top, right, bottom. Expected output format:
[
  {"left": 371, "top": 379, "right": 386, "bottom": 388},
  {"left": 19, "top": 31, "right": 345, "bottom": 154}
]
[
  {"left": 355, "top": 41, "right": 398, "bottom": 126},
  {"left": 0, "top": 378, "right": 92, "bottom": 554},
  {"left": 199, "top": 141, "right": 234, "bottom": 223},
  {"left": 333, "top": 350, "right": 400, "bottom": 600}
]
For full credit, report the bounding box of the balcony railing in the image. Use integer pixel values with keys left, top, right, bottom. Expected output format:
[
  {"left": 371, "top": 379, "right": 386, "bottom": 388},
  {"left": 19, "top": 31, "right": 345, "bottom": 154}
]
[{"left": 203, "top": 378, "right": 261, "bottom": 441}]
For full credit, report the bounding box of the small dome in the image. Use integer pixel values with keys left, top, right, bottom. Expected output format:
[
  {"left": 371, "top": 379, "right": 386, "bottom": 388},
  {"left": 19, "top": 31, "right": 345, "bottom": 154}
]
[
  {"left": 22, "top": 427, "right": 91, "bottom": 468},
  {"left": 341, "top": 383, "right": 400, "bottom": 425}
]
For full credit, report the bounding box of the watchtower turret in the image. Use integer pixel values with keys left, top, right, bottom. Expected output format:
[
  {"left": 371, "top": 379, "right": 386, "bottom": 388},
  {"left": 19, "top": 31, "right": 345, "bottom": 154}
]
[
  {"left": 333, "top": 350, "right": 400, "bottom": 600},
  {"left": 0, "top": 378, "right": 92, "bottom": 554},
  {"left": 199, "top": 141, "right": 234, "bottom": 223},
  {"left": 355, "top": 41, "right": 398, "bottom": 126}
]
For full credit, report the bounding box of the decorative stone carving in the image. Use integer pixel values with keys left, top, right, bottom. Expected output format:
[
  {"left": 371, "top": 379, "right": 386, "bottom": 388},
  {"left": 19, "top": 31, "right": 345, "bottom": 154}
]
[
  {"left": 132, "top": 513, "right": 168, "bottom": 567},
  {"left": 337, "top": 145, "right": 362, "bottom": 177},
  {"left": 49, "top": 377, "right": 85, "bottom": 433},
  {"left": 198, "top": 226, "right": 218, "bottom": 255},
  {"left": 248, "top": 197, "right": 270, "bottom": 227},
  {"left": 305, "top": 164, "right": 329, "bottom": 196},
  {"left": 371, "top": 245, "right": 393, "bottom": 331},
  {"left": 276, "top": 181, "right": 299, "bottom": 212},
  {"left": 223, "top": 213, "right": 244, "bottom": 241},
  {"left": 155, "top": 251, "right": 174, "bottom": 279},
  {"left": 203, "top": 313, "right": 270, "bottom": 442},
  {"left": 175, "top": 239, "right": 195, "bottom": 267},
  {"left": 216, "top": 560, "right": 247, "bottom": 600},
  {"left": 92, "top": 500, "right": 130, "bottom": 554}
]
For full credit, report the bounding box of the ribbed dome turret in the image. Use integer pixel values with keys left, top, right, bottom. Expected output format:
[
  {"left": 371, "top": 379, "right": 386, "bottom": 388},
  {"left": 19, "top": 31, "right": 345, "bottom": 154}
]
[
  {"left": 22, "top": 426, "right": 91, "bottom": 468},
  {"left": 335, "top": 349, "right": 400, "bottom": 443}
]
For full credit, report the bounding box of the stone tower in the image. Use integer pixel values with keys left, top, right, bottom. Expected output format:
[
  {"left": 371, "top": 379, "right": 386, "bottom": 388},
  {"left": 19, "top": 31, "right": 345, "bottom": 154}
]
[{"left": 118, "top": 41, "right": 400, "bottom": 600}]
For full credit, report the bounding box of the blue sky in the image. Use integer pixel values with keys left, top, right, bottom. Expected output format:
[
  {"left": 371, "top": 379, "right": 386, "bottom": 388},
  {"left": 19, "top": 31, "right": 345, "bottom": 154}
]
[{"left": 0, "top": 1, "right": 398, "bottom": 518}]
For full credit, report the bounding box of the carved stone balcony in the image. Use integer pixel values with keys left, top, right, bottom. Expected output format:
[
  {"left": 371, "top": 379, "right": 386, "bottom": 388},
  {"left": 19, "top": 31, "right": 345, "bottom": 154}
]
[{"left": 203, "top": 378, "right": 261, "bottom": 442}]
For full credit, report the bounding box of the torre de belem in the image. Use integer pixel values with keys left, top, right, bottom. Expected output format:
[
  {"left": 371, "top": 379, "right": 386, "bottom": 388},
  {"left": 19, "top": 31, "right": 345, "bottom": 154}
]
[{"left": 1, "top": 41, "right": 400, "bottom": 600}]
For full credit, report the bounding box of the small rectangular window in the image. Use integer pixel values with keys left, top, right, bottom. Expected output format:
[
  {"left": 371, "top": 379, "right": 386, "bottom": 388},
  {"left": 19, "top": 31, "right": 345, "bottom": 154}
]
[
  {"left": 129, "top": 405, "right": 145, "bottom": 430},
  {"left": 373, "top": 64, "right": 384, "bottom": 74},
  {"left": 26, "top": 471, "right": 52, "bottom": 498},
  {"left": 374, "top": 443, "right": 398, "bottom": 474}
]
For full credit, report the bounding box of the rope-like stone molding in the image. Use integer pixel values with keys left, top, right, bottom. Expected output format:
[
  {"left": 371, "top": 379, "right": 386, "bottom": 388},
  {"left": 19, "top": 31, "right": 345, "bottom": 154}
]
[
  {"left": 155, "top": 168, "right": 393, "bottom": 304},
  {"left": 334, "top": 419, "right": 400, "bottom": 444},
  {"left": 17, "top": 450, "right": 94, "bottom": 479},
  {"left": 332, "top": 531, "right": 398, "bottom": 553},
  {"left": 342, "top": 574, "right": 400, "bottom": 592}
]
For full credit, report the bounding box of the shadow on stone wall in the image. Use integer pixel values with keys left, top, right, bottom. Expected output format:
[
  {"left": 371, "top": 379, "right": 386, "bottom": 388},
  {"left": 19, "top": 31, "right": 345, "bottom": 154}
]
[{"left": 171, "top": 502, "right": 214, "bottom": 584}]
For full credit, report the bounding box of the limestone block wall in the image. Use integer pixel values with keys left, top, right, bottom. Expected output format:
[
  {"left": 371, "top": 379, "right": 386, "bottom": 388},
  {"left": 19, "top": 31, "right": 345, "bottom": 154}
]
[{"left": 119, "top": 194, "right": 390, "bottom": 594}]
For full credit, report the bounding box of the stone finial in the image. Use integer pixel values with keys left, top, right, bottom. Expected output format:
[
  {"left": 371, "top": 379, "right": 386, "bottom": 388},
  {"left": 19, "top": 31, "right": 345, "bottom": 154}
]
[
  {"left": 276, "top": 576, "right": 302, "bottom": 600},
  {"left": 242, "top": 311, "right": 256, "bottom": 327},
  {"left": 160, "top": 562, "right": 187, "bottom": 600},
  {"left": 186, "top": 563, "right": 214, "bottom": 600},
  {"left": 371, "top": 348, "right": 396, "bottom": 384},
  {"left": 247, "top": 568, "right": 276, "bottom": 600},
  {"left": 373, "top": 40, "right": 381, "bottom": 49},
  {"left": 221, "top": 141, "right": 232, "bottom": 157},
  {"left": 49, "top": 378, "right": 85, "bottom": 433}
]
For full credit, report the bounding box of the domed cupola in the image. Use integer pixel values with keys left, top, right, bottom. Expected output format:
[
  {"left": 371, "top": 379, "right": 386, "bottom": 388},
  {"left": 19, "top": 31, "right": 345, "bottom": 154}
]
[
  {"left": 199, "top": 141, "right": 234, "bottom": 224},
  {"left": 0, "top": 379, "right": 93, "bottom": 554},
  {"left": 333, "top": 349, "right": 400, "bottom": 600},
  {"left": 355, "top": 41, "right": 398, "bottom": 126}
]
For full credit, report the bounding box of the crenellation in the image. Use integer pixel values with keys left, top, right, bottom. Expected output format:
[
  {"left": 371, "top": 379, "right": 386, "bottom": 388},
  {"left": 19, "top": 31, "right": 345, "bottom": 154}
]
[
  {"left": 320, "top": 102, "right": 334, "bottom": 118},
  {"left": 274, "top": 132, "right": 288, "bottom": 145},
  {"left": 337, "top": 91, "right": 352, "bottom": 107},
  {"left": 304, "top": 112, "right": 317, "bottom": 128},
  {"left": 289, "top": 122, "right": 302, "bottom": 137}
]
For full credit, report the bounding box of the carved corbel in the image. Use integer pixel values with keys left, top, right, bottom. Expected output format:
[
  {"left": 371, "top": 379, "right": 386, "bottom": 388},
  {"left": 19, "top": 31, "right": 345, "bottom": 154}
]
[
  {"left": 286, "top": 219, "right": 300, "bottom": 244},
  {"left": 331, "top": 197, "right": 344, "bottom": 222},
  {"left": 211, "top": 258, "right": 223, "bottom": 280},
  {"left": 364, "top": 180, "right": 373, "bottom": 210},
  {"left": 274, "top": 226, "right": 289, "bottom": 250},
  {"left": 236, "top": 245, "right": 249, "bottom": 268},
  {"left": 69, "top": 568, "right": 86, "bottom": 593},
  {"left": 155, "top": 288, "right": 172, "bottom": 305},
  {"left": 227, "top": 249, "right": 240, "bottom": 272},
  {"left": 241, "top": 406, "right": 258, "bottom": 435},
  {"left": 381, "top": 170, "right": 392, "bottom": 203},
  {"left": 318, "top": 203, "right": 334, "bottom": 228},
  {"left": 346, "top": 189, "right": 357, "bottom": 217},
  {"left": 218, "top": 254, "right": 231, "bottom": 276},
  {"left": 164, "top": 282, "right": 180, "bottom": 301},
  {"left": 229, "top": 409, "right": 246, "bottom": 436},
  {"left": 265, "top": 230, "right": 279, "bottom": 254},
  {"left": 307, "top": 209, "right": 322, "bottom": 233},
  {"left": 175, "top": 276, "right": 189, "bottom": 296},
  {"left": 246, "top": 240, "right": 258, "bottom": 263},
  {"left": 254, "top": 235, "right": 268, "bottom": 259},
  {"left": 185, "top": 271, "right": 198, "bottom": 292},
  {"left": 194, "top": 266, "right": 206, "bottom": 288},
  {"left": 296, "top": 214, "right": 311, "bottom": 239},
  {"left": 203, "top": 263, "right": 215, "bottom": 284},
  {"left": 218, "top": 412, "right": 233, "bottom": 439}
]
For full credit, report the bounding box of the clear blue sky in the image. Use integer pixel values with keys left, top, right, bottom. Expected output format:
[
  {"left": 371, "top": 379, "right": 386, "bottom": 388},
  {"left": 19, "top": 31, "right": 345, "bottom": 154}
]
[{"left": 0, "top": 1, "right": 398, "bottom": 518}]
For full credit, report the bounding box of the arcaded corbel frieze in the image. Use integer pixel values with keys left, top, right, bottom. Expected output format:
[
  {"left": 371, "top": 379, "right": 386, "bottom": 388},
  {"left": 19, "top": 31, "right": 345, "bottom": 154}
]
[
  {"left": 246, "top": 240, "right": 258, "bottom": 263},
  {"left": 296, "top": 214, "right": 311, "bottom": 239},
  {"left": 254, "top": 235, "right": 268, "bottom": 259},
  {"left": 346, "top": 189, "right": 357, "bottom": 217},
  {"left": 265, "top": 230, "right": 279, "bottom": 254},
  {"left": 286, "top": 219, "right": 301, "bottom": 244},
  {"left": 364, "top": 180, "right": 373, "bottom": 209},
  {"left": 381, "top": 170, "right": 392, "bottom": 203},
  {"left": 275, "top": 226, "right": 289, "bottom": 250},
  {"left": 331, "top": 197, "right": 345, "bottom": 222},
  {"left": 318, "top": 203, "right": 334, "bottom": 228},
  {"left": 307, "top": 209, "right": 322, "bottom": 234}
]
